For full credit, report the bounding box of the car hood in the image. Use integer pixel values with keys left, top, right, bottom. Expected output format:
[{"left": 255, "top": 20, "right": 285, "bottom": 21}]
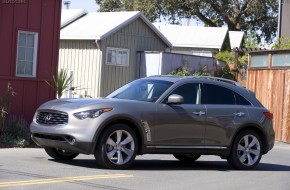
[{"left": 38, "top": 98, "right": 114, "bottom": 111}]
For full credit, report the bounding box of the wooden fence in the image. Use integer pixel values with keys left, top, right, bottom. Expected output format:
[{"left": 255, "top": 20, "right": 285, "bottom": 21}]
[{"left": 247, "top": 69, "right": 290, "bottom": 142}]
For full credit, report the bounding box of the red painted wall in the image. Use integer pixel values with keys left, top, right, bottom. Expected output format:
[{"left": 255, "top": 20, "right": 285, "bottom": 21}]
[{"left": 0, "top": 0, "right": 62, "bottom": 122}]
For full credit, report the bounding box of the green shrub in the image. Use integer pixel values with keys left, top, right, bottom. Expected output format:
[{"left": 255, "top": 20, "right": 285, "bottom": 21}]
[
  {"left": 0, "top": 82, "right": 15, "bottom": 135},
  {"left": 0, "top": 116, "right": 32, "bottom": 148},
  {"left": 45, "top": 68, "right": 73, "bottom": 98},
  {"left": 169, "top": 65, "right": 210, "bottom": 76}
]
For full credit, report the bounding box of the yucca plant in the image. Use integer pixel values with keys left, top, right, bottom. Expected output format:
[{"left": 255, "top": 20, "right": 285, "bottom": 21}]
[{"left": 45, "top": 69, "right": 73, "bottom": 98}]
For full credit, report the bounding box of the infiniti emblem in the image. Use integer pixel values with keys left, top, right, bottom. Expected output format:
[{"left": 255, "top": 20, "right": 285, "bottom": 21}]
[{"left": 44, "top": 114, "right": 52, "bottom": 122}]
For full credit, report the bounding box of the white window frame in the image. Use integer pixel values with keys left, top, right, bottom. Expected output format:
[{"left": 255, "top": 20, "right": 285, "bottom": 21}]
[
  {"left": 16, "top": 30, "right": 38, "bottom": 77},
  {"left": 106, "top": 47, "right": 129, "bottom": 66}
]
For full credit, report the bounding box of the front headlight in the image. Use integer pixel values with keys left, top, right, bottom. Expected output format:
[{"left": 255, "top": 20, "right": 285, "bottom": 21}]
[{"left": 73, "top": 108, "right": 112, "bottom": 120}]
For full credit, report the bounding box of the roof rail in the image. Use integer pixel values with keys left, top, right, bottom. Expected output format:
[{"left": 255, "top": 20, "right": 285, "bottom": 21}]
[{"left": 195, "top": 76, "right": 241, "bottom": 86}]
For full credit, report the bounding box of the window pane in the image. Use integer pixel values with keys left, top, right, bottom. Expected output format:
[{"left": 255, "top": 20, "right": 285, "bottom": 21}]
[
  {"left": 107, "top": 49, "right": 116, "bottom": 64},
  {"left": 117, "top": 51, "right": 127, "bottom": 65},
  {"left": 26, "top": 48, "right": 34, "bottom": 62},
  {"left": 25, "top": 61, "right": 33, "bottom": 75},
  {"left": 26, "top": 34, "right": 34, "bottom": 47},
  {"left": 251, "top": 55, "right": 268, "bottom": 67},
  {"left": 17, "top": 61, "right": 25, "bottom": 74},
  {"left": 235, "top": 93, "right": 251, "bottom": 105},
  {"left": 170, "top": 83, "right": 199, "bottom": 104},
  {"left": 202, "top": 84, "right": 236, "bottom": 105},
  {"left": 17, "top": 47, "right": 25, "bottom": 61},
  {"left": 272, "top": 54, "right": 290, "bottom": 67},
  {"left": 19, "top": 33, "right": 26, "bottom": 46}
]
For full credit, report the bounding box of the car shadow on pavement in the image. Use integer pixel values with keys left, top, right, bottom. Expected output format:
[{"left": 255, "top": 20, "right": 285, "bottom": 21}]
[{"left": 49, "top": 159, "right": 290, "bottom": 172}]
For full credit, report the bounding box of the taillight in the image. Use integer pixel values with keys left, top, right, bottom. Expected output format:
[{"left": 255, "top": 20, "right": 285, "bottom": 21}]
[{"left": 263, "top": 112, "right": 273, "bottom": 120}]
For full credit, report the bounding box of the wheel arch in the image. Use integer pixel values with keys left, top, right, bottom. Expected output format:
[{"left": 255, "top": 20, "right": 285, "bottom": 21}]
[
  {"left": 91, "top": 117, "right": 145, "bottom": 155},
  {"left": 230, "top": 124, "right": 269, "bottom": 154}
]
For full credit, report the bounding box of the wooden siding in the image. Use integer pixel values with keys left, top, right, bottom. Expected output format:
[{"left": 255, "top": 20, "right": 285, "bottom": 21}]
[
  {"left": 247, "top": 70, "right": 290, "bottom": 142},
  {"left": 100, "top": 18, "right": 168, "bottom": 96},
  {"left": 0, "top": 0, "right": 61, "bottom": 122},
  {"left": 59, "top": 40, "right": 102, "bottom": 98}
]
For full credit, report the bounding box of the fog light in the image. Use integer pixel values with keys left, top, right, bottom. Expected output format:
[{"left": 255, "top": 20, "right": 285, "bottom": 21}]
[{"left": 65, "top": 136, "right": 76, "bottom": 145}]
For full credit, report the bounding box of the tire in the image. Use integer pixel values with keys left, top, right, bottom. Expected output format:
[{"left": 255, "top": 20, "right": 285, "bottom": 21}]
[
  {"left": 227, "top": 130, "right": 262, "bottom": 170},
  {"left": 173, "top": 154, "right": 201, "bottom": 163},
  {"left": 44, "top": 148, "right": 79, "bottom": 160},
  {"left": 94, "top": 124, "right": 138, "bottom": 169}
]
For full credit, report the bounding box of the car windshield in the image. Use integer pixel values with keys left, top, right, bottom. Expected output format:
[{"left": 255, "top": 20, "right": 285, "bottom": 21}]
[{"left": 107, "top": 79, "right": 173, "bottom": 102}]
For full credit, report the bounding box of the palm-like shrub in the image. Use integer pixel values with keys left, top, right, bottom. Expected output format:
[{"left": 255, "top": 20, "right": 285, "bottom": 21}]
[{"left": 45, "top": 69, "right": 73, "bottom": 98}]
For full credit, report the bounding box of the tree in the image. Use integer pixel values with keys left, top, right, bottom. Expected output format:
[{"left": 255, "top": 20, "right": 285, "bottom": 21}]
[{"left": 95, "top": 0, "right": 278, "bottom": 43}]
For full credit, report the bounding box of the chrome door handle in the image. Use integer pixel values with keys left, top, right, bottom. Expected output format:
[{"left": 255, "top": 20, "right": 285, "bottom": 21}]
[
  {"left": 233, "top": 112, "right": 245, "bottom": 117},
  {"left": 193, "top": 111, "right": 206, "bottom": 116}
]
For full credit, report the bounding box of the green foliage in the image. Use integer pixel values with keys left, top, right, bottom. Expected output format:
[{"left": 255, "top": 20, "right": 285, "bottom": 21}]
[
  {"left": 169, "top": 65, "right": 210, "bottom": 77},
  {"left": 45, "top": 69, "right": 73, "bottom": 98},
  {"left": 169, "top": 65, "right": 192, "bottom": 76},
  {"left": 215, "top": 51, "right": 234, "bottom": 64},
  {"left": 0, "top": 82, "right": 15, "bottom": 135},
  {"left": 0, "top": 116, "right": 31, "bottom": 148},
  {"left": 272, "top": 36, "right": 290, "bottom": 49},
  {"left": 192, "top": 66, "right": 211, "bottom": 76},
  {"left": 215, "top": 51, "right": 248, "bottom": 69},
  {"left": 169, "top": 64, "right": 234, "bottom": 80},
  {"left": 244, "top": 32, "right": 259, "bottom": 48},
  {"left": 96, "top": 0, "right": 278, "bottom": 43},
  {"left": 216, "top": 67, "right": 235, "bottom": 80}
]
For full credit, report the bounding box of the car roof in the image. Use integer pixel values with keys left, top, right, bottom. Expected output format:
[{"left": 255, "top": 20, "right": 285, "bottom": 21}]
[{"left": 145, "top": 75, "right": 242, "bottom": 87}]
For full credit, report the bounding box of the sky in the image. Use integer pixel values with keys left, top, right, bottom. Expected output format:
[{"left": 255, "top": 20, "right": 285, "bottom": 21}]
[{"left": 62, "top": 0, "right": 99, "bottom": 12}]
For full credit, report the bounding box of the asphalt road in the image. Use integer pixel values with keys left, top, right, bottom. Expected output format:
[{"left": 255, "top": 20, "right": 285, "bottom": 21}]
[{"left": 0, "top": 142, "right": 290, "bottom": 190}]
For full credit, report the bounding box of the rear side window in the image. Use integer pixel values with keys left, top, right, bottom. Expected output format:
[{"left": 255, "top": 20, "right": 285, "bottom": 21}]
[
  {"left": 202, "top": 84, "right": 252, "bottom": 105},
  {"left": 202, "top": 84, "right": 236, "bottom": 104},
  {"left": 235, "top": 93, "right": 252, "bottom": 105}
]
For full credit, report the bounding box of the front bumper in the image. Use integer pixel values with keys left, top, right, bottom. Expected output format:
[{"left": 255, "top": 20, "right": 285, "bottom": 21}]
[
  {"left": 30, "top": 115, "right": 103, "bottom": 154},
  {"left": 31, "top": 133, "right": 93, "bottom": 154}
]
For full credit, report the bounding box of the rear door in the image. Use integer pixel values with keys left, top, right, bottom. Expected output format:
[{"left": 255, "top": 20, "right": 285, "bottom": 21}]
[{"left": 202, "top": 83, "right": 250, "bottom": 147}]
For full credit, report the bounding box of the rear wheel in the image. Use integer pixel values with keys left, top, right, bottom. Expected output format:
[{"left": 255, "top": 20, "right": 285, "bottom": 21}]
[
  {"left": 227, "top": 130, "right": 262, "bottom": 170},
  {"left": 95, "top": 124, "right": 138, "bottom": 169},
  {"left": 173, "top": 154, "right": 201, "bottom": 163},
  {"left": 44, "top": 148, "right": 79, "bottom": 160}
]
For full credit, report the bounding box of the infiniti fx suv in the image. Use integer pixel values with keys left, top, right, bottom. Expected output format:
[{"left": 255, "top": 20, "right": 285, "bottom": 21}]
[{"left": 30, "top": 76, "right": 275, "bottom": 170}]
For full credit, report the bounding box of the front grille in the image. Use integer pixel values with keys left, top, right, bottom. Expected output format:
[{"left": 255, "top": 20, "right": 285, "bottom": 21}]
[{"left": 36, "top": 111, "right": 68, "bottom": 125}]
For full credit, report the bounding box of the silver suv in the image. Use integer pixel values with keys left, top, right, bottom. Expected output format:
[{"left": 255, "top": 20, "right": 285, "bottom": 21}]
[{"left": 30, "top": 76, "right": 275, "bottom": 170}]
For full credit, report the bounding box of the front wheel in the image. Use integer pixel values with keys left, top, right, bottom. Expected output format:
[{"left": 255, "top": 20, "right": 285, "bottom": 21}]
[
  {"left": 227, "top": 130, "right": 262, "bottom": 170},
  {"left": 173, "top": 154, "right": 201, "bottom": 163},
  {"left": 94, "top": 124, "right": 138, "bottom": 169},
  {"left": 44, "top": 148, "right": 79, "bottom": 160}
]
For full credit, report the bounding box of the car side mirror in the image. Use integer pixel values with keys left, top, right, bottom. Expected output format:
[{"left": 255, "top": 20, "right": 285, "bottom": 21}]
[{"left": 167, "top": 94, "right": 184, "bottom": 104}]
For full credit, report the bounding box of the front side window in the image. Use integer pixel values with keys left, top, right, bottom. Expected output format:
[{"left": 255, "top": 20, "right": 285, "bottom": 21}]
[
  {"left": 106, "top": 47, "right": 129, "bottom": 66},
  {"left": 168, "top": 83, "right": 201, "bottom": 104},
  {"left": 16, "top": 31, "right": 38, "bottom": 77}
]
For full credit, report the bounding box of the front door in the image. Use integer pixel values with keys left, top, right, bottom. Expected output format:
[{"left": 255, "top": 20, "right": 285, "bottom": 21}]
[{"left": 153, "top": 83, "right": 206, "bottom": 146}]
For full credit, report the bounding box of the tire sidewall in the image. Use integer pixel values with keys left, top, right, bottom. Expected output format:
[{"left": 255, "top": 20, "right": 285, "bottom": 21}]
[
  {"left": 96, "top": 124, "right": 138, "bottom": 169},
  {"left": 229, "top": 130, "right": 262, "bottom": 170}
]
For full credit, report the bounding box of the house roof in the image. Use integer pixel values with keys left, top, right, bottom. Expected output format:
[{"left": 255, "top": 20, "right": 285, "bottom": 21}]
[
  {"left": 61, "top": 9, "right": 87, "bottom": 28},
  {"left": 60, "top": 11, "right": 172, "bottom": 48},
  {"left": 229, "top": 31, "right": 244, "bottom": 49},
  {"left": 153, "top": 23, "right": 228, "bottom": 50}
]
